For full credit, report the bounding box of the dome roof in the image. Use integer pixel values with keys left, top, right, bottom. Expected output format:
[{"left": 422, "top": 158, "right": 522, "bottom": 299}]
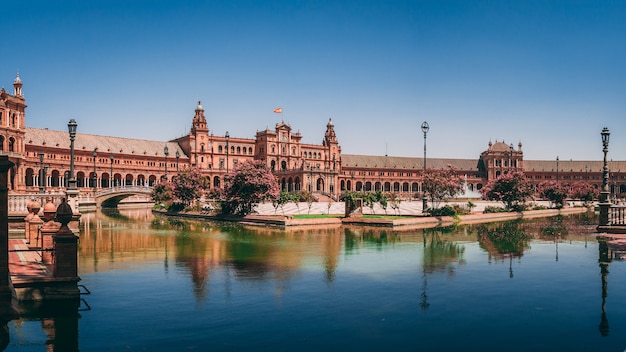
[{"left": 491, "top": 141, "right": 514, "bottom": 152}]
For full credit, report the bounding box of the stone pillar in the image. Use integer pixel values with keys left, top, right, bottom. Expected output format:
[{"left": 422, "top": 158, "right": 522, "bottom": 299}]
[
  {"left": 53, "top": 199, "right": 79, "bottom": 281},
  {"left": 41, "top": 199, "right": 60, "bottom": 264},
  {"left": 0, "top": 156, "right": 18, "bottom": 321},
  {"left": 28, "top": 212, "right": 44, "bottom": 249},
  {"left": 25, "top": 199, "right": 41, "bottom": 245}
]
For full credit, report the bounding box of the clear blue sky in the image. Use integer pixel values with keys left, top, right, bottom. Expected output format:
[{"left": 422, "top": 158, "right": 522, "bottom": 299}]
[{"left": 2, "top": 0, "right": 625, "bottom": 161}]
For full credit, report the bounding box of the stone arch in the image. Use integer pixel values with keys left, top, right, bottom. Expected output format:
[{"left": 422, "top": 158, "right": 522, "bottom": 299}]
[
  {"left": 8, "top": 137, "right": 15, "bottom": 152},
  {"left": 25, "top": 168, "right": 34, "bottom": 187},
  {"left": 294, "top": 176, "right": 301, "bottom": 191},
  {"left": 316, "top": 177, "right": 324, "bottom": 192},
  {"left": 412, "top": 182, "right": 419, "bottom": 192},
  {"left": 125, "top": 174, "right": 134, "bottom": 187},
  {"left": 148, "top": 175, "right": 157, "bottom": 186},
  {"left": 51, "top": 169, "right": 61, "bottom": 187},
  {"left": 213, "top": 176, "right": 220, "bottom": 188},
  {"left": 393, "top": 182, "right": 400, "bottom": 192},
  {"left": 77, "top": 171, "right": 85, "bottom": 188},
  {"left": 0, "top": 136, "right": 4, "bottom": 151},
  {"left": 341, "top": 179, "right": 346, "bottom": 191},
  {"left": 402, "top": 182, "right": 409, "bottom": 192},
  {"left": 137, "top": 174, "right": 146, "bottom": 186}
]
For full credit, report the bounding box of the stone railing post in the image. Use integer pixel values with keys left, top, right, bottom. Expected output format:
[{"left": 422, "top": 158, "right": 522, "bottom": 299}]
[{"left": 53, "top": 199, "right": 79, "bottom": 282}]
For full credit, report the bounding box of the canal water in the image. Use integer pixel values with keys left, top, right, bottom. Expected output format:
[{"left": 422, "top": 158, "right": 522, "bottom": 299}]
[{"left": 6, "top": 209, "right": 626, "bottom": 351}]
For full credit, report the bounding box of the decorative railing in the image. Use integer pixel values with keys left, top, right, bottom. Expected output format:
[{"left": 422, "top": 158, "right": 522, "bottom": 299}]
[
  {"left": 8, "top": 194, "right": 66, "bottom": 215},
  {"left": 96, "top": 186, "right": 152, "bottom": 197},
  {"left": 609, "top": 205, "right": 626, "bottom": 225}
]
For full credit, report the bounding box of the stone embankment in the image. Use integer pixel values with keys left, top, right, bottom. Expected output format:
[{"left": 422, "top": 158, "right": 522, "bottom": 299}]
[{"left": 154, "top": 201, "right": 592, "bottom": 229}]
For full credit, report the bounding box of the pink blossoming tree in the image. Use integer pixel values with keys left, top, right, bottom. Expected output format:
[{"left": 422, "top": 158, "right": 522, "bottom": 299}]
[
  {"left": 537, "top": 181, "right": 568, "bottom": 208},
  {"left": 421, "top": 165, "right": 464, "bottom": 209},
  {"left": 222, "top": 160, "right": 280, "bottom": 216},
  {"left": 481, "top": 171, "right": 534, "bottom": 211}
]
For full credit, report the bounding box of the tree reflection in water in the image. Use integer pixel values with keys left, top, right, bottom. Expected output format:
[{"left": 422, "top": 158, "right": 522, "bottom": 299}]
[
  {"left": 476, "top": 220, "right": 531, "bottom": 278},
  {"left": 420, "top": 226, "right": 466, "bottom": 310}
]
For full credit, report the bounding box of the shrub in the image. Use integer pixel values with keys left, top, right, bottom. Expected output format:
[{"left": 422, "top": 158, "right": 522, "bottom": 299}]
[
  {"left": 427, "top": 205, "right": 456, "bottom": 217},
  {"left": 483, "top": 206, "right": 507, "bottom": 213}
]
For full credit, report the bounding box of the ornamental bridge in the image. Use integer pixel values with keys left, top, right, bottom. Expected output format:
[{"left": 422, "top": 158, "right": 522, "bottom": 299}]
[{"left": 94, "top": 186, "right": 153, "bottom": 208}]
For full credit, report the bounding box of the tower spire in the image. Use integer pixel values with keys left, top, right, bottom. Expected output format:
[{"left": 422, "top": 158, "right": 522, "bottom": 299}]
[{"left": 13, "top": 71, "right": 22, "bottom": 97}]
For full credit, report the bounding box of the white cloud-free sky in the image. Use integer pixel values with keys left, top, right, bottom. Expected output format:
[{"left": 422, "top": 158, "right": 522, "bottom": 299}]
[{"left": 2, "top": 0, "right": 625, "bottom": 161}]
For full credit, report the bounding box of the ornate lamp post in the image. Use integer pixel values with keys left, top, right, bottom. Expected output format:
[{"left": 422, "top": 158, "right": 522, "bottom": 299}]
[
  {"left": 176, "top": 150, "right": 180, "bottom": 172},
  {"left": 110, "top": 153, "right": 114, "bottom": 188},
  {"left": 92, "top": 148, "right": 97, "bottom": 194},
  {"left": 67, "top": 119, "right": 77, "bottom": 190},
  {"left": 163, "top": 145, "right": 169, "bottom": 181},
  {"left": 38, "top": 151, "right": 44, "bottom": 193},
  {"left": 556, "top": 156, "right": 559, "bottom": 182},
  {"left": 599, "top": 127, "right": 611, "bottom": 227},
  {"left": 421, "top": 121, "right": 429, "bottom": 213},
  {"left": 225, "top": 131, "right": 230, "bottom": 174},
  {"left": 509, "top": 143, "right": 514, "bottom": 171},
  {"left": 65, "top": 119, "right": 79, "bottom": 213}
]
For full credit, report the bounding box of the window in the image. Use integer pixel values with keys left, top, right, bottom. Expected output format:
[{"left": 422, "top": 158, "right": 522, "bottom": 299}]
[{"left": 218, "top": 146, "right": 223, "bottom": 153}]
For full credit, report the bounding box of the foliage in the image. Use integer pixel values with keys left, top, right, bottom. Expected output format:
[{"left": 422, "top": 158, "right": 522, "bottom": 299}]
[
  {"left": 273, "top": 191, "right": 295, "bottom": 215},
  {"left": 300, "top": 190, "right": 316, "bottom": 214},
  {"left": 171, "top": 168, "right": 208, "bottom": 207},
  {"left": 421, "top": 165, "right": 464, "bottom": 209},
  {"left": 222, "top": 160, "right": 280, "bottom": 216},
  {"left": 483, "top": 206, "right": 507, "bottom": 213},
  {"left": 477, "top": 221, "right": 532, "bottom": 257},
  {"left": 206, "top": 188, "right": 224, "bottom": 200},
  {"left": 150, "top": 182, "right": 174, "bottom": 205},
  {"left": 480, "top": 171, "right": 534, "bottom": 211},
  {"left": 537, "top": 181, "right": 569, "bottom": 208},
  {"left": 467, "top": 201, "right": 476, "bottom": 212},
  {"left": 388, "top": 193, "right": 402, "bottom": 215},
  {"left": 427, "top": 205, "right": 456, "bottom": 217},
  {"left": 568, "top": 181, "right": 599, "bottom": 204}
]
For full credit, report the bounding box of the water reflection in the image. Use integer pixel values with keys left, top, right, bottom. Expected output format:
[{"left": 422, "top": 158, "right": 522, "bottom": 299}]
[
  {"left": 10, "top": 208, "right": 626, "bottom": 350},
  {"left": 420, "top": 226, "right": 466, "bottom": 310},
  {"left": 9, "top": 300, "right": 80, "bottom": 351}
]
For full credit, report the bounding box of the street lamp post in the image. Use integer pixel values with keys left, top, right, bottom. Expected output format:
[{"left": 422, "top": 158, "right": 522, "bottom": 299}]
[
  {"left": 164, "top": 145, "right": 169, "bottom": 181},
  {"left": 176, "top": 150, "right": 180, "bottom": 172},
  {"left": 110, "top": 154, "right": 114, "bottom": 188},
  {"left": 421, "top": 121, "right": 429, "bottom": 213},
  {"left": 92, "top": 148, "right": 97, "bottom": 194},
  {"left": 599, "top": 127, "right": 611, "bottom": 227},
  {"left": 556, "top": 156, "right": 559, "bottom": 182},
  {"left": 66, "top": 119, "right": 79, "bottom": 213},
  {"left": 225, "top": 131, "right": 230, "bottom": 174},
  {"left": 38, "top": 151, "right": 44, "bottom": 193},
  {"left": 509, "top": 143, "right": 514, "bottom": 171}
]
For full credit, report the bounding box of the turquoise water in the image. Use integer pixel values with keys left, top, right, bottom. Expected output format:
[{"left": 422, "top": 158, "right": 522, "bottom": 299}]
[{"left": 6, "top": 210, "right": 626, "bottom": 351}]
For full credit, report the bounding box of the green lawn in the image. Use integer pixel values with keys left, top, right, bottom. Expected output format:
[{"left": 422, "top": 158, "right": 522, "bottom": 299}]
[
  {"left": 361, "top": 215, "right": 411, "bottom": 219},
  {"left": 292, "top": 214, "right": 343, "bottom": 219}
]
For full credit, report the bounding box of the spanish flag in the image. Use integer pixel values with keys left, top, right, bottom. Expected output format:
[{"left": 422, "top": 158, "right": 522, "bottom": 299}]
[{"left": 273, "top": 107, "right": 282, "bottom": 113}]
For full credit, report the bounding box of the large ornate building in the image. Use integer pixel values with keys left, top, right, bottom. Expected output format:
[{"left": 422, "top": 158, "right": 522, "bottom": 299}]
[{"left": 2, "top": 74, "right": 625, "bottom": 199}]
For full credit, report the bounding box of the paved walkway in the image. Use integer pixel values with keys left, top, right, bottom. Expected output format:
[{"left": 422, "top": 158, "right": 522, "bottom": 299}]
[{"left": 8, "top": 239, "right": 52, "bottom": 282}]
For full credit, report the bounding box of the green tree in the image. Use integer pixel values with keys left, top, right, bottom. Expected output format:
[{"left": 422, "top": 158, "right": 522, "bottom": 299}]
[
  {"left": 481, "top": 171, "right": 534, "bottom": 211},
  {"left": 222, "top": 160, "right": 280, "bottom": 216}
]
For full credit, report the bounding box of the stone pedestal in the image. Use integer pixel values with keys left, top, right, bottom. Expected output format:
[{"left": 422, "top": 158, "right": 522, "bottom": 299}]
[{"left": 28, "top": 215, "right": 43, "bottom": 249}]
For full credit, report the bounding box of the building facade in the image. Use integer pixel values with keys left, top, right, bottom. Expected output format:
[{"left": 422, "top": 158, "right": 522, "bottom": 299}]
[{"left": 2, "top": 74, "right": 625, "bottom": 199}]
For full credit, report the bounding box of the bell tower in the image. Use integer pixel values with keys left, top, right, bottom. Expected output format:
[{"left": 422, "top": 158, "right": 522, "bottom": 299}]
[{"left": 189, "top": 101, "right": 209, "bottom": 168}]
